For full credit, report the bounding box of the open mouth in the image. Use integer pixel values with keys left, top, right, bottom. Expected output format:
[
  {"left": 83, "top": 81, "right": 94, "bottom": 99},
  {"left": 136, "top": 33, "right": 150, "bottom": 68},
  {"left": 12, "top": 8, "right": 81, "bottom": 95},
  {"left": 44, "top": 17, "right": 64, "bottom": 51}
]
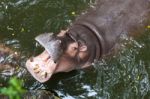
[
  {"left": 26, "top": 50, "right": 57, "bottom": 83},
  {"left": 26, "top": 33, "right": 61, "bottom": 83}
]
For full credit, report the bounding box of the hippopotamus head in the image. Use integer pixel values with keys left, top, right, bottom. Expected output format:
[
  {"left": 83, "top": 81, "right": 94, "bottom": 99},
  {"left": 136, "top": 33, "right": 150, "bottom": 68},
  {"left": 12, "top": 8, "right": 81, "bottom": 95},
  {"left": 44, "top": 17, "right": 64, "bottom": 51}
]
[
  {"left": 26, "top": 26, "right": 99, "bottom": 83},
  {"left": 26, "top": 0, "right": 150, "bottom": 83}
]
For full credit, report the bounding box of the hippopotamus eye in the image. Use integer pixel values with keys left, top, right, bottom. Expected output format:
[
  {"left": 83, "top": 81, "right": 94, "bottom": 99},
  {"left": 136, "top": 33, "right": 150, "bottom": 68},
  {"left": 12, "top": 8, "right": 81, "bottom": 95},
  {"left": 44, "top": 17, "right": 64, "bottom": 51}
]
[{"left": 73, "top": 47, "right": 78, "bottom": 50}]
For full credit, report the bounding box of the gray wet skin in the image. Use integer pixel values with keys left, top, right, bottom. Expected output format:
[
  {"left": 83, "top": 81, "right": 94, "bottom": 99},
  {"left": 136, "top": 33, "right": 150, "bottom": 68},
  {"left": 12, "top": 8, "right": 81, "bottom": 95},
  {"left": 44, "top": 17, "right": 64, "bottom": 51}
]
[{"left": 35, "top": 33, "right": 64, "bottom": 62}]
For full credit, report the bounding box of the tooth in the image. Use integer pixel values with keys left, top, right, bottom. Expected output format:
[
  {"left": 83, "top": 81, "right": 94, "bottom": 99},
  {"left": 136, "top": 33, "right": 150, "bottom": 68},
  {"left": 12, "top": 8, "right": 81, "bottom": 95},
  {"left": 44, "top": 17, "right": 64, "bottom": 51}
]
[
  {"left": 33, "top": 64, "right": 39, "bottom": 70},
  {"left": 34, "top": 70, "right": 40, "bottom": 73},
  {"left": 41, "top": 71, "right": 45, "bottom": 76},
  {"left": 34, "top": 68, "right": 41, "bottom": 73},
  {"left": 41, "top": 71, "right": 47, "bottom": 78}
]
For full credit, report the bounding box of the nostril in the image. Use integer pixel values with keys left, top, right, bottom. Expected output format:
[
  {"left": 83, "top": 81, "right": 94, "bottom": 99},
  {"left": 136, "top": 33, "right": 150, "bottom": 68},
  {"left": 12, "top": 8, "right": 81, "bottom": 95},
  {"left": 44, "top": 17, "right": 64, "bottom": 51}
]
[{"left": 30, "top": 57, "right": 34, "bottom": 62}]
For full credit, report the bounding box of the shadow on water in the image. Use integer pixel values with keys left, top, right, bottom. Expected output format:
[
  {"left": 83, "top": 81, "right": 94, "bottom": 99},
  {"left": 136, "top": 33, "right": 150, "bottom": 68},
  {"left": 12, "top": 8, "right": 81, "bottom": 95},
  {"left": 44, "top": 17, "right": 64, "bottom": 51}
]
[{"left": 0, "top": 0, "right": 150, "bottom": 99}]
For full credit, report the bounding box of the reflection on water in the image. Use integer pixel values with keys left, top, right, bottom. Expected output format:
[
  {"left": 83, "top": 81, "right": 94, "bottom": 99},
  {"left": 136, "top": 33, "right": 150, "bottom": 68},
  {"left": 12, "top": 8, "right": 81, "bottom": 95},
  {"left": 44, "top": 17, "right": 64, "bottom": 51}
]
[{"left": 0, "top": 0, "right": 150, "bottom": 99}]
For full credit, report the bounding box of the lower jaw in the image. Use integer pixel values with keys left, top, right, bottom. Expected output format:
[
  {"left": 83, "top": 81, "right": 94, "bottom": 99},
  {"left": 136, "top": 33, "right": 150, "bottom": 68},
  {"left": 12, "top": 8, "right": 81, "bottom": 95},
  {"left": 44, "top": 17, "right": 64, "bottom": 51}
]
[{"left": 26, "top": 56, "right": 57, "bottom": 83}]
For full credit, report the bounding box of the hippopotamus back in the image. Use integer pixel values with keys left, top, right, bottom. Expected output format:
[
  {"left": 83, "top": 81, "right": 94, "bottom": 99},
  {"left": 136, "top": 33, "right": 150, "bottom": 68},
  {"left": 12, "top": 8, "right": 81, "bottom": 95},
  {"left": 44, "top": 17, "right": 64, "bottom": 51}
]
[{"left": 69, "top": 0, "right": 150, "bottom": 59}]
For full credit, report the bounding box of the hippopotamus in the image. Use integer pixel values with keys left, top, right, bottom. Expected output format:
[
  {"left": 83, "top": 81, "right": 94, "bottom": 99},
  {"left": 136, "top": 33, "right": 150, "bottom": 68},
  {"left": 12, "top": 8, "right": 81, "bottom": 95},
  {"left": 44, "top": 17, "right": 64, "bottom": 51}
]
[{"left": 26, "top": 0, "right": 150, "bottom": 82}]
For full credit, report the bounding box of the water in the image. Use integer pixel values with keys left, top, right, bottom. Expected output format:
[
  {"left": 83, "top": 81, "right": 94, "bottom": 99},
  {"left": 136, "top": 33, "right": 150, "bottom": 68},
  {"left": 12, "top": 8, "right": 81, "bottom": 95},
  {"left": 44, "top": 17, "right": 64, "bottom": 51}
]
[{"left": 0, "top": 0, "right": 150, "bottom": 99}]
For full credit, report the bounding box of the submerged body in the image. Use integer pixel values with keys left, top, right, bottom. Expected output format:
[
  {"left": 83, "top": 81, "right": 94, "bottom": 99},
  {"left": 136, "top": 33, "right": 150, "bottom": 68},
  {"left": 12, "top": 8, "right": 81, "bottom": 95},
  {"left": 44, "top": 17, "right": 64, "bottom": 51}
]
[
  {"left": 26, "top": 0, "right": 150, "bottom": 82},
  {"left": 0, "top": 44, "right": 24, "bottom": 80},
  {"left": 0, "top": 44, "right": 19, "bottom": 71}
]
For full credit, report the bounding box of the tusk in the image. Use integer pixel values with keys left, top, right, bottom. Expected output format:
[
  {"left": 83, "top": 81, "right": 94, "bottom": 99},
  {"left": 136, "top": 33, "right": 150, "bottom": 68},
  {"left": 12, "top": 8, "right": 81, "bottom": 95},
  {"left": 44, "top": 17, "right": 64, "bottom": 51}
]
[{"left": 34, "top": 67, "right": 41, "bottom": 73}]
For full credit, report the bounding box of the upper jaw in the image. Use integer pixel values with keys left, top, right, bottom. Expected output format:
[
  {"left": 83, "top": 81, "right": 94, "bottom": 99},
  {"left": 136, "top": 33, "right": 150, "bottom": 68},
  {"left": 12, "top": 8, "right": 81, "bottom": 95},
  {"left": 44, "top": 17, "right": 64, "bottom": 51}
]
[{"left": 35, "top": 33, "right": 63, "bottom": 62}]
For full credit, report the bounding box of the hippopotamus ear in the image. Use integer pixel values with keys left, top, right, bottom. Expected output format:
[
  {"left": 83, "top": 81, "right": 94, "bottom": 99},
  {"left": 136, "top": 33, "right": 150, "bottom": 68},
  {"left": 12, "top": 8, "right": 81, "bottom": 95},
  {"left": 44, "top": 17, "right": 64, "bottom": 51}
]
[{"left": 79, "top": 42, "right": 87, "bottom": 52}]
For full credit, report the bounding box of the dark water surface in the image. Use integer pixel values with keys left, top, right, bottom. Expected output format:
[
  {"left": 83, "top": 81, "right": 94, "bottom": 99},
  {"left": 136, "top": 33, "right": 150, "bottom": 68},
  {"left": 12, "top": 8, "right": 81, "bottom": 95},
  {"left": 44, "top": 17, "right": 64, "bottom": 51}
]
[{"left": 0, "top": 0, "right": 150, "bottom": 99}]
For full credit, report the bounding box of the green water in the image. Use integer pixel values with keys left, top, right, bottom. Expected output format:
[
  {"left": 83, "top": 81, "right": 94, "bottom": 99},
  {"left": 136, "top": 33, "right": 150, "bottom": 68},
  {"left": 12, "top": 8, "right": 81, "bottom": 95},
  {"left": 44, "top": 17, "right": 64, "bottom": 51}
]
[{"left": 0, "top": 0, "right": 150, "bottom": 99}]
